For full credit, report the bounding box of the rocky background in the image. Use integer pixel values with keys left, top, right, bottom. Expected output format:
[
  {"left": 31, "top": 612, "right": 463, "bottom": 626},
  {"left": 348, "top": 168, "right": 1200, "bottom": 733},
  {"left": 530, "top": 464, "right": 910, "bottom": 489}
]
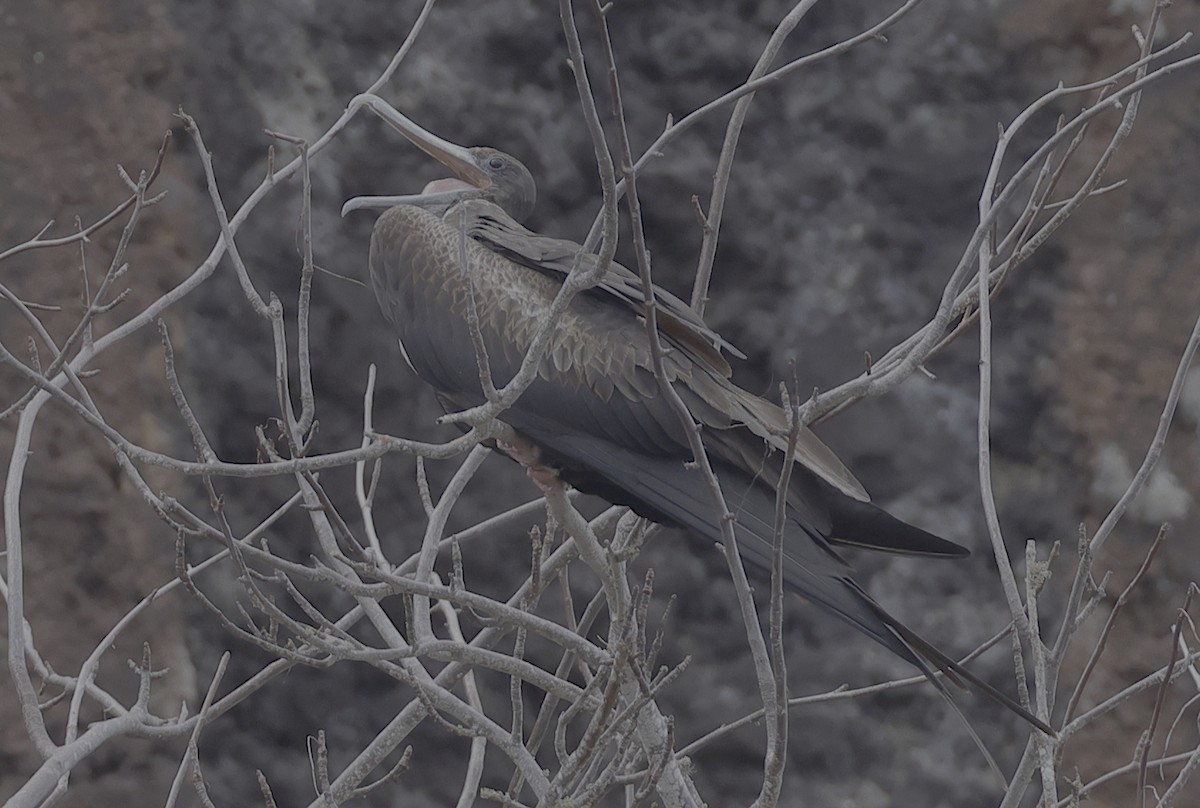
[{"left": 2, "top": 0, "right": 1199, "bottom": 806}]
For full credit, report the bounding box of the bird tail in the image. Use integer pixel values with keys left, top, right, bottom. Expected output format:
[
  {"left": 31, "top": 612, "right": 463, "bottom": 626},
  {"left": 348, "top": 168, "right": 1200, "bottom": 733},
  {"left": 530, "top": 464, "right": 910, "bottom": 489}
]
[
  {"left": 860, "top": 592, "right": 1055, "bottom": 736},
  {"left": 724, "top": 472, "right": 1056, "bottom": 738},
  {"left": 509, "top": 421, "right": 1054, "bottom": 738}
]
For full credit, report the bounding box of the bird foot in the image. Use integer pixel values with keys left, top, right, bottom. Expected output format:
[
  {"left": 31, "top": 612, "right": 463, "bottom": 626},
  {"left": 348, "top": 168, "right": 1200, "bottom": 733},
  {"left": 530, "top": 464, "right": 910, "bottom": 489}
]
[
  {"left": 496, "top": 434, "right": 559, "bottom": 491},
  {"left": 525, "top": 465, "right": 559, "bottom": 491}
]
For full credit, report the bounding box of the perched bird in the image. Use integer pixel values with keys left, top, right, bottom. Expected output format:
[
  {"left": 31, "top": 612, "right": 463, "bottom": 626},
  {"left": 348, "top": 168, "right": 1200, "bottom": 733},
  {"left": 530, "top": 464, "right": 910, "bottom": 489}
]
[{"left": 342, "top": 94, "right": 1051, "bottom": 735}]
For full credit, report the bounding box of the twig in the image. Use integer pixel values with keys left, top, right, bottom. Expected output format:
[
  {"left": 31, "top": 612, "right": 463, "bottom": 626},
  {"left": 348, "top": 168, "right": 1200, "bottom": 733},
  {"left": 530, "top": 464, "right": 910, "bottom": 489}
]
[
  {"left": 690, "top": 0, "right": 821, "bottom": 316},
  {"left": 159, "top": 320, "right": 217, "bottom": 463},
  {"left": 1155, "top": 718, "right": 1200, "bottom": 807},
  {"left": 355, "top": 364, "right": 386, "bottom": 560},
  {"left": 583, "top": 0, "right": 931, "bottom": 251},
  {"left": 1063, "top": 526, "right": 1168, "bottom": 724},
  {"left": 179, "top": 111, "right": 271, "bottom": 319},
  {"left": 0, "top": 132, "right": 171, "bottom": 265},
  {"left": 455, "top": 205, "right": 499, "bottom": 400},
  {"left": 758, "top": 379, "right": 800, "bottom": 808},
  {"left": 264, "top": 130, "right": 318, "bottom": 436},
  {"left": 1025, "top": 541, "right": 1058, "bottom": 803},
  {"left": 802, "top": 38, "right": 1200, "bottom": 428},
  {"left": 1, "top": 164, "right": 160, "bottom": 420},
  {"left": 435, "top": 585, "right": 488, "bottom": 808},
  {"left": 1139, "top": 586, "right": 1196, "bottom": 807},
  {"left": 413, "top": 445, "right": 490, "bottom": 641},
  {"left": 676, "top": 622, "right": 1013, "bottom": 759},
  {"left": 1050, "top": 750, "right": 1199, "bottom": 807},
  {"left": 165, "top": 653, "right": 230, "bottom": 808}
]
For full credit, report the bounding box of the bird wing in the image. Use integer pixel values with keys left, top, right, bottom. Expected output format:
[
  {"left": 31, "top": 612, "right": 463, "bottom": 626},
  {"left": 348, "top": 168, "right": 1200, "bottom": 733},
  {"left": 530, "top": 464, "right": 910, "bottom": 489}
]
[
  {"left": 439, "top": 200, "right": 872, "bottom": 501},
  {"left": 457, "top": 199, "right": 745, "bottom": 375}
]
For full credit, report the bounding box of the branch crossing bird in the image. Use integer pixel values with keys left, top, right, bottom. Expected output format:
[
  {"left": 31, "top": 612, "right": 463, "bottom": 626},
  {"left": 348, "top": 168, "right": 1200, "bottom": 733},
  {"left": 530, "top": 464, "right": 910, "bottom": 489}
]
[{"left": 341, "top": 94, "right": 1053, "bottom": 742}]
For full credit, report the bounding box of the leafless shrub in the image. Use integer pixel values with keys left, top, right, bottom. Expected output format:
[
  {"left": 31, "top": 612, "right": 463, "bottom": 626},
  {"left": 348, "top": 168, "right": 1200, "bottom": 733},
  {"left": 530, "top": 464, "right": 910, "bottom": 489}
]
[{"left": 3, "top": 1, "right": 1199, "bottom": 806}]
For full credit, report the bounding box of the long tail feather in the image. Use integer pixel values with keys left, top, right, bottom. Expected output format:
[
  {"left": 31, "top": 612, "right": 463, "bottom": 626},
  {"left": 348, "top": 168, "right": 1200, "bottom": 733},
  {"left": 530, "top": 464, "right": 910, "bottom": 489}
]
[
  {"left": 507, "top": 418, "right": 1055, "bottom": 736},
  {"left": 863, "top": 595, "right": 1056, "bottom": 736}
]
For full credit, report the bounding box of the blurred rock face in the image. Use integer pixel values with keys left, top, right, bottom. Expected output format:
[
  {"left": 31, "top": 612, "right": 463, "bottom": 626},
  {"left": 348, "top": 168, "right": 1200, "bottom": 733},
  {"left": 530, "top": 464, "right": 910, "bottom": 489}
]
[{"left": 2, "top": 1, "right": 1198, "bottom": 806}]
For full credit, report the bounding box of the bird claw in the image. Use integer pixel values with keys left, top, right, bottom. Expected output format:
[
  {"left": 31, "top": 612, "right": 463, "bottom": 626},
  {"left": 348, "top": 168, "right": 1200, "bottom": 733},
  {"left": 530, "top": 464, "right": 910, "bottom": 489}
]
[
  {"left": 497, "top": 436, "right": 559, "bottom": 490},
  {"left": 526, "top": 465, "right": 559, "bottom": 491}
]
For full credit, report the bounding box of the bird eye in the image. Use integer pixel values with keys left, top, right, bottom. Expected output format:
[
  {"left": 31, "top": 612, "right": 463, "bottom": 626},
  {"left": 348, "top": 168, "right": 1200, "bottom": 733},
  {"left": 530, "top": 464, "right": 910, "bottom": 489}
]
[{"left": 487, "top": 155, "right": 505, "bottom": 171}]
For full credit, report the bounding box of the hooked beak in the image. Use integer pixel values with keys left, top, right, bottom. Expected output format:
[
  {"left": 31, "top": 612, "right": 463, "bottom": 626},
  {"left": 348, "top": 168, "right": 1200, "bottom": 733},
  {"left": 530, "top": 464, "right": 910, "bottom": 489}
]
[{"left": 341, "top": 94, "right": 491, "bottom": 217}]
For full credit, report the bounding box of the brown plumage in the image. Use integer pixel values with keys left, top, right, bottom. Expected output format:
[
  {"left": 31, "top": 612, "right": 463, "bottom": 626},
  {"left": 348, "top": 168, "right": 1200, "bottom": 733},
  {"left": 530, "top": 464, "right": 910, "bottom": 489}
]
[{"left": 343, "top": 93, "right": 1052, "bottom": 737}]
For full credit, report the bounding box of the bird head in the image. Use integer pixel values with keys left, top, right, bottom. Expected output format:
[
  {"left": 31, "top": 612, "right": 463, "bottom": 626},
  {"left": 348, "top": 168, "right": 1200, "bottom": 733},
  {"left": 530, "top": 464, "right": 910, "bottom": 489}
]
[{"left": 341, "top": 94, "right": 536, "bottom": 222}]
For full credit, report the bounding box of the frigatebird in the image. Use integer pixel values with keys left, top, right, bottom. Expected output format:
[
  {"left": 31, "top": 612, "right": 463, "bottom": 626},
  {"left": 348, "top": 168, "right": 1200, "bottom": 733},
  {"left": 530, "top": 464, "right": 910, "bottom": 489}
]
[{"left": 342, "top": 93, "right": 1051, "bottom": 735}]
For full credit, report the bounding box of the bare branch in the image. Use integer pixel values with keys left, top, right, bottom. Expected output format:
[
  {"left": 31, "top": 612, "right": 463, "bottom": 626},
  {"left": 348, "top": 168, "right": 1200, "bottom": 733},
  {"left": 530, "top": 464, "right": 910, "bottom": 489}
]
[{"left": 165, "top": 653, "right": 230, "bottom": 808}]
